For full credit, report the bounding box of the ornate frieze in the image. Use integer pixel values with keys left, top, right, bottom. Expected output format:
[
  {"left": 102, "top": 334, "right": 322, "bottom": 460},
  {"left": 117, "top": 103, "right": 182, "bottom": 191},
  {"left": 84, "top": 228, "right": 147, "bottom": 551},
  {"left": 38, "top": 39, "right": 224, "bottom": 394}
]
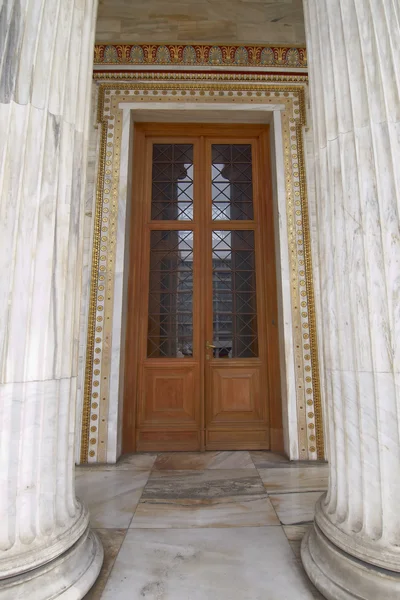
[{"left": 94, "top": 44, "right": 307, "bottom": 69}]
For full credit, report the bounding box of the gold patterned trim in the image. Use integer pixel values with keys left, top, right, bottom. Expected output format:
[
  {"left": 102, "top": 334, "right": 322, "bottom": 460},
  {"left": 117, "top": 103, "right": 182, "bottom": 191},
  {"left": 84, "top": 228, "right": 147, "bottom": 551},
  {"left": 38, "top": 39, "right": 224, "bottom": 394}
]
[
  {"left": 296, "top": 125, "right": 324, "bottom": 459},
  {"left": 80, "top": 74, "right": 324, "bottom": 462},
  {"left": 80, "top": 119, "right": 107, "bottom": 463},
  {"left": 94, "top": 44, "right": 307, "bottom": 69},
  {"left": 94, "top": 79, "right": 307, "bottom": 126},
  {"left": 94, "top": 71, "right": 308, "bottom": 84}
]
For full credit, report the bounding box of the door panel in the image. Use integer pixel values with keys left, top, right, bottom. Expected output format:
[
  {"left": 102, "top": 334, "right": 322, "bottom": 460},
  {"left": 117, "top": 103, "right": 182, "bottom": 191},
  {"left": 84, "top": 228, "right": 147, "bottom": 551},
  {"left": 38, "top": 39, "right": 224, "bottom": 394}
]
[
  {"left": 139, "top": 364, "right": 198, "bottom": 424},
  {"left": 124, "top": 124, "right": 281, "bottom": 453},
  {"left": 206, "top": 429, "right": 269, "bottom": 448},
  {"left": 207, "top": 364, "right": 264, "bottom": 421},
  {"left": 204, "top": 140, "right": 269, "bottom": 449}
]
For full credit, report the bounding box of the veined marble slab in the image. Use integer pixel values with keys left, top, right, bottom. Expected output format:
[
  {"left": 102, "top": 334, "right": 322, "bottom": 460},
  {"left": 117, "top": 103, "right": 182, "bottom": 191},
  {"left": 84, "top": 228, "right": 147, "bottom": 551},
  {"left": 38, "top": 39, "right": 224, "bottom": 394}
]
[
  {"left": 101, "top": 527, "right": 320, "bottom": 600},
  {"left": 250, "top": 451, "right": 291, "bottom": 468},
  {"left": 153, "top": 451, "right": 255, "bottom": 471},
  {"left": 77, "top": 453, "right": 158, "bottom": 471},
  {"left": 85, "top": 529, "right": 126, "bottom": 599},
  {"left": 75, "top": 469, "right": 150, "bottom": 528},
  {"left": 283, "top": 524, "right": 310, "bottom": 560},
  {"left": 142, "top": 469, "right": 264, "bottom": 499},
  {"left": 250, "top": 452, "right": 327, "bottom": 469},
  {"left": 131, "top": 469, "right": 279, "bottom": 528},
  {"left": 111, "top": 453, "right": 158, "bottom": 470},
  {"left": 131, "top": 496, "right": 279, "bottom": 528},
  {"left": 269, "top": 491, "right": 322, "bottom": 525},
  {"left": 258, "top": 466, "right": 328, "bottom": 493},
  {"left": 283, "top": 524, "right": 310, "bottom": 541}
]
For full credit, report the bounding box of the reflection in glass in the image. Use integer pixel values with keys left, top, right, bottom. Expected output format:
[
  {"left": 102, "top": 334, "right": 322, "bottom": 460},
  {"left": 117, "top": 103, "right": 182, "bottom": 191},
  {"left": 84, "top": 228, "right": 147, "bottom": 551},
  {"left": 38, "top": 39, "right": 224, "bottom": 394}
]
[
  {"left": 212, "top": 230, "right": 258, "bottom": 358},
  {"left": 151, "top": 144, "right": 194, "bottom": 220},
  {"left": 212, "top": 144, "right": 253, "bottom": 221},
  {"left": 147, "top": 231, "right": 194, "bottom": 358}
]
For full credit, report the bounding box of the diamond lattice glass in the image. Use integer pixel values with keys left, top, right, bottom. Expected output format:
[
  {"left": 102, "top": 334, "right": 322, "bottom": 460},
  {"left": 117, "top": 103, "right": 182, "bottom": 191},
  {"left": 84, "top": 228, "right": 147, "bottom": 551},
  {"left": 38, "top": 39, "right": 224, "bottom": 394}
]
[
  {"left": 151, "top": 144, "right": 194, "bottom": 221},
  {"left": 211, "top": 144, "right": 253, "bottom": 221},
  {"left": 147, "top": 230, "right": 194, "bottom": 358},
  {"left": 212, "top": 230, "right": 258, "bottom": 358}
]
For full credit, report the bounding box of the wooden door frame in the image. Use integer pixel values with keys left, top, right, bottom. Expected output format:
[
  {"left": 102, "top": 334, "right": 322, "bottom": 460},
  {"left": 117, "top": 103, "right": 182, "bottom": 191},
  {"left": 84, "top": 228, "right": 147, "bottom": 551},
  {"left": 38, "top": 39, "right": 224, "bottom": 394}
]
[{"left": 122, "top": 123, "right": 283, "bottom": 453}]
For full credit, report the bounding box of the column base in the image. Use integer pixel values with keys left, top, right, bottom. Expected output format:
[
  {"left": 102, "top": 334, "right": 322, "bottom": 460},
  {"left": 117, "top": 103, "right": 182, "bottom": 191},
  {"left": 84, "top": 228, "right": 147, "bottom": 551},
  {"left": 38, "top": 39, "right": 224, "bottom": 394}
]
[
  {"left": 301, "top": 524, "right": 400, "bottom": 600},
  {"left": 0, "top": 528, "right": 103, "bottom": 600}
]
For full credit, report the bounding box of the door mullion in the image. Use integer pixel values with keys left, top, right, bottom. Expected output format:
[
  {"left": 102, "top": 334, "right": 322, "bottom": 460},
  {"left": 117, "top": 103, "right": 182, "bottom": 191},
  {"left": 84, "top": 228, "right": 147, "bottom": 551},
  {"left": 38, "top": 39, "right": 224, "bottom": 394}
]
[{"left": 197, "top": 135, "right": 207, "bottom": 451}]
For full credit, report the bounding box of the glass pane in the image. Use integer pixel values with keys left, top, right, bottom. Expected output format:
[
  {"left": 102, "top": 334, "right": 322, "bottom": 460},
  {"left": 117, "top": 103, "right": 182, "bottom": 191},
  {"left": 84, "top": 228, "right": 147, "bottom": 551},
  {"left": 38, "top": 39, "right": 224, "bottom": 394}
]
[
  {"left": 151, "top": 144, "right": 194, "bottom": 220},
  {"left": 147, "top": 231, "right": 194, "bottom": 358},
  {"left": 212, "top": 144, "right": 253, "bottom": 221},
  {"left": 212, "top": 230, "right": 258, "bottom": 358}
]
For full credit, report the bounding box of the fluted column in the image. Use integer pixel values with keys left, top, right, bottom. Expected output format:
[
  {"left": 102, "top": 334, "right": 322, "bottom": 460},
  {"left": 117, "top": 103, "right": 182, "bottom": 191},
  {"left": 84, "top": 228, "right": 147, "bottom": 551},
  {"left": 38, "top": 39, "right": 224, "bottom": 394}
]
[
  {"left": 0, "top": 1, "right": 102, "bottom": 598},
  {"left": 301, "top": 1, "right": 400, "bottom": 598}
]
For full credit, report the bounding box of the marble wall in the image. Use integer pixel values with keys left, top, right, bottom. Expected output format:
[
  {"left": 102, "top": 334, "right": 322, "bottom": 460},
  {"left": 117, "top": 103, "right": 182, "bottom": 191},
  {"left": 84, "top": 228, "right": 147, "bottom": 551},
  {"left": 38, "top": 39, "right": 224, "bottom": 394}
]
[{"left": 95, "top": 0, "right": 305, "bottom": 45}]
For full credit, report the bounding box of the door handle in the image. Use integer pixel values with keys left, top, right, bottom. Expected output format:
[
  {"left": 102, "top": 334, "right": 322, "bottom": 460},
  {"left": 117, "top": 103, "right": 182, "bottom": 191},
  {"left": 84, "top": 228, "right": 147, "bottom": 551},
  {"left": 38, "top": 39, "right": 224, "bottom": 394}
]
[{"left": 206, "top": 341, "right": 216, "bottom": 349}]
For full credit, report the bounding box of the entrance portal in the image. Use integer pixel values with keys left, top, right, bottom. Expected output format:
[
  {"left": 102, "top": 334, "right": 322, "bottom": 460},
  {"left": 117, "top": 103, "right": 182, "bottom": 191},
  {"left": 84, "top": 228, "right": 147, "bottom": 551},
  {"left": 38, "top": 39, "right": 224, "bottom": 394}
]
[{"left": 123, "top": 124, "right": 282, "bottom": 452}]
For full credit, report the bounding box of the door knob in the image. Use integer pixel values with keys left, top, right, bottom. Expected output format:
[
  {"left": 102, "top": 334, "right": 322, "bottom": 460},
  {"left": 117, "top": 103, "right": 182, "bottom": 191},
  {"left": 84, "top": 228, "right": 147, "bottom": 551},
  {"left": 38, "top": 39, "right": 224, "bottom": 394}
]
[{"left": 206, "top": 341, "right": 216, "bottom": 349}]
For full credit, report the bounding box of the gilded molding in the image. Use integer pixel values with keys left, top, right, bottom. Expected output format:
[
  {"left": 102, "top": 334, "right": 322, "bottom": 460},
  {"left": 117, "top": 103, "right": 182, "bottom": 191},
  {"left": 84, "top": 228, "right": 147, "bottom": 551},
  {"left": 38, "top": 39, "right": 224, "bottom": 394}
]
[
  {"left": 94, "top": 44, "right": 307, "bottom": 69},
  {"left": 81, "top": 73, "right": 324, "bottom": 463},
  {"left": 94, "top": 71, "right": 308, "bottom": 83},
  {"left": 81, "top": 119, "right": 107, "bottom": 463},
  {"left": 296, "top": 125, "right": 324, "bottom": 459}
]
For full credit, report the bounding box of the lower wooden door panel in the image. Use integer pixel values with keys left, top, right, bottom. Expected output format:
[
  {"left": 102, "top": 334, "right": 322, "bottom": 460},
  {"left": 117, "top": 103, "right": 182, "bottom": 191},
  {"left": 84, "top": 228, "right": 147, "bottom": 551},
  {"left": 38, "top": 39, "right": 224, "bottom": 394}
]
[
  {"left": 137, "top": 362, "right": 201, "bottom": 451},
  {"left": 205, "top": 362, "right": 269, "bottom": 450}
]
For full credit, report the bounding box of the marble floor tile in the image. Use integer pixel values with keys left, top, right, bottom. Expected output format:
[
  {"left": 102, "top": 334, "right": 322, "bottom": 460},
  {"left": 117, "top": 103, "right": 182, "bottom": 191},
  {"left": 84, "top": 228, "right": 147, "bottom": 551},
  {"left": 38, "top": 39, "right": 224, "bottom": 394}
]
[
  {"left": 269, "top": 492, "right": 322, "bottom": 525},
  {"left": 289, "top": 539, "right": 302, "bottom": 559},
  {"left": 142, "top": 469, "right": 264, "bottom": 499},
  {"left": 283, "top": 524, "right": 310, "bottom": 541},
  {"left": 153, "top": 451, "right": 255, "bottom": 470},
  {"left": 258, "top": 466, "right": 328, "bottom": 493},
  {"left": 250, "top": 452, "right": 328, "bottom": 470},
  {"left": 84, "top": 529, "right": 126, "bottom": 599},
  {"left": 131, "top": 496, "right": 279, "bottom": 528},
  {"left": 250, "top": 451, "right": 291, "bottom": 468},
  {"left": 102, "top": 527, "right": 319, "bottom": 600},
  {"left": 77, "top": 453, "right": 158, "bottom": 471},
  {"left": 75, "top": 469, "right": 150, "bottom": 528},
  {"left": 114, "top": 453, "right": 158, "bottom": 470},
  {"left": 131, "top": 469, "right": 279, "bottom": 528},
  {"left": 283, "top": 525, "right": 310, "bottom": 561}
]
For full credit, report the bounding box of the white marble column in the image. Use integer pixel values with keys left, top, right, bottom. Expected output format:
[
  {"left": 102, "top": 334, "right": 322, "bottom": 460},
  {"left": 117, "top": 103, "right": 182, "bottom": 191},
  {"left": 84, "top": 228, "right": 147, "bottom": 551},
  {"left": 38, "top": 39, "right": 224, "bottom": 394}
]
[
  {"left": 301, "top": 1, "right": 400, "bottom": 599},
  {"left": 0, "top": 1, "right": 102, "bottom": 598}
]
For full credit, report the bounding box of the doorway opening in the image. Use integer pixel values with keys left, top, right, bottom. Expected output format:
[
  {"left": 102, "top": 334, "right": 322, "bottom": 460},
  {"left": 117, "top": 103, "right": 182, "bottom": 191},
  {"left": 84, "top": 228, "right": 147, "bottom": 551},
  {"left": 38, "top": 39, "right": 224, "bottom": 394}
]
[{"left": 123, "top": 123, "right": 282, "bottom": 453}]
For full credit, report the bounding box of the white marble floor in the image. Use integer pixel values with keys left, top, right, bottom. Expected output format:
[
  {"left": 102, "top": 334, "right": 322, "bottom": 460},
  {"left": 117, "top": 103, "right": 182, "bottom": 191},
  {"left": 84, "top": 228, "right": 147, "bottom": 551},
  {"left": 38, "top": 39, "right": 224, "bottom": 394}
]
[{"left": 77, "top": 452, "right": 327, "bottom": 599}]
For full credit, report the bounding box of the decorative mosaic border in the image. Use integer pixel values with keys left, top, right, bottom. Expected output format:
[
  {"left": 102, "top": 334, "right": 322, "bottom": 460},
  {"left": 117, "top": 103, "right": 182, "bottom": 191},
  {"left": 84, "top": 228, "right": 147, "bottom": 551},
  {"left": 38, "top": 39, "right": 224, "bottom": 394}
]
[
  {"left": 81, "top": 73, "right": 323, "bottom": 463},
  {"left": 94, "top": 44, "right": 307, "bottom": 69}
]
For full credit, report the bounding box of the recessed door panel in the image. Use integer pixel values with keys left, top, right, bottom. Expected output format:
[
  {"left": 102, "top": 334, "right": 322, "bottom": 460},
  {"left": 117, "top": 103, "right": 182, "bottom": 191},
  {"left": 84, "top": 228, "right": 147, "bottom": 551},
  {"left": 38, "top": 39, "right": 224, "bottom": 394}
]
[
  {"left": 207, "top": 364, "right": 264, "bottom": 421},
  {"left": 138, "top": 365, "right": 198, "bottom": 425}
]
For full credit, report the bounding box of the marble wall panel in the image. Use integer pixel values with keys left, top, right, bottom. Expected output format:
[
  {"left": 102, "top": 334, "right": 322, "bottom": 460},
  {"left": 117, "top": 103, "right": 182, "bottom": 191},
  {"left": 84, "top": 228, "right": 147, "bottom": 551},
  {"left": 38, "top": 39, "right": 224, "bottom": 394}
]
[{"left": 95, "top": 0, "right": 306, "bottom": 45}]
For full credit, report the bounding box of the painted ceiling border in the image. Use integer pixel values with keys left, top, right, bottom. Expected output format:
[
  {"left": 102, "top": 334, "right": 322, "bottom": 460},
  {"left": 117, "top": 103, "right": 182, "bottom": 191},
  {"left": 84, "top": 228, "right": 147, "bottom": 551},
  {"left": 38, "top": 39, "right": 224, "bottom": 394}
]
[{"left": 94, "top": 44, "right": 307, "bottom": 69}]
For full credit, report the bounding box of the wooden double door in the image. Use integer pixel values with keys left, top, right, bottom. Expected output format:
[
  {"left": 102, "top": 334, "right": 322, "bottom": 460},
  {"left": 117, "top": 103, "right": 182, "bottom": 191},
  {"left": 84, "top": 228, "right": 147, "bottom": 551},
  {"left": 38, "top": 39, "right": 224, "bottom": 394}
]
[{"left": 123, "top": 124, "right": 282, "bottom": 452}]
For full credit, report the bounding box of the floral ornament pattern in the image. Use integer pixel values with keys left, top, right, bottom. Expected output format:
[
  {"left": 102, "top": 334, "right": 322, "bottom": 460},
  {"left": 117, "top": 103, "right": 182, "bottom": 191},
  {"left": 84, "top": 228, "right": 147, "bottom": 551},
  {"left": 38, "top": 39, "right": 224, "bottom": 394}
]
[{"left": 94, "top": 44, "right": 307, "bottom": 68}]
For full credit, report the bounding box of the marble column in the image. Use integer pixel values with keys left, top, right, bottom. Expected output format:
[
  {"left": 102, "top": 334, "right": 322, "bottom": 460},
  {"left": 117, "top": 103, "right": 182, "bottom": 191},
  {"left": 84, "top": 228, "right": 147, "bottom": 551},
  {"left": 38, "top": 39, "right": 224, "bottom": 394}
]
[
  {"left": 301, "top": 1, "right": 400, "bottom": 599},
  {"left": 0, "top": 1, "right": 102, "bottom": 598}
]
